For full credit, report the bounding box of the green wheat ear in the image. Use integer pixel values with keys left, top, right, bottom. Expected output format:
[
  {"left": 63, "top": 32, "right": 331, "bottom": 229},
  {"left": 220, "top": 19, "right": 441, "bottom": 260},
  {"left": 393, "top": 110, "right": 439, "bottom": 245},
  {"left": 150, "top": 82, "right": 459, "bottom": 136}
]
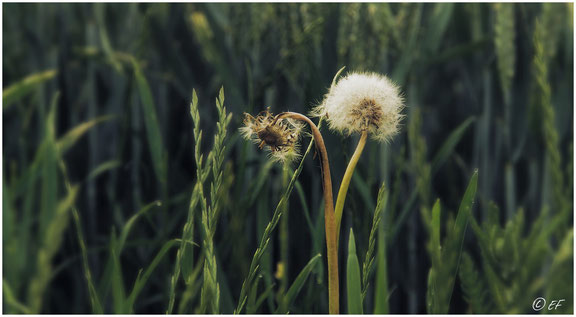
[{"left": 493, "top": 3, "right": 515, "bottom": 95}]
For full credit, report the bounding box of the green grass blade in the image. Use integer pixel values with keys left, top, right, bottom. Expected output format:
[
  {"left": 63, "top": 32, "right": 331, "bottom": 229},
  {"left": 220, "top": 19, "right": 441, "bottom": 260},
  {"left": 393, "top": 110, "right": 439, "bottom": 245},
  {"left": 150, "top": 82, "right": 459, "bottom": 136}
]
[
  {"left": 117, "top": 200, "right": 162, "bottom": 253},
  {"left": 430, "top": 199, "right": 442, "bottom": 262},
  {"left": 94, "top": 3, "right": 123, "bottom": 73},
  {"left": 127, "top": 239, "right": 180, "bottom": 312},
  {"left": 446, "top": 170, "right": 478, "bottom": 307},
  {"left": 453, "top": 170, "right": 478, "bottom": 237},
  {"left": 346, "top": 229, "right": 363, "bottom": 314},
  {"left": 56, "top": 115, "right": 114, "bottom": 154},
  {"left": 352, "top": 170, "right": 376, "bottom": 213},
  {"left": 60, "top": 159, "right": 104, "bottom": 314},
  {"left": 392, "top": 117, "right": 475, "bottom": 243},
  {"left": 3, "top": 279, "right": 33, "bottom": 314},
  {"left": 85, "top": 160, "right": 121, "bottom": 182},
  {"left": 3, "top": 69, "right": 57, "bottom": 110},
  {"left": 71, "top": 207, "right": 104, "bottom": 313},
  {"left": 96, "top": 201, "right": 163, "bottom": 304},
  {"left": 373, "top": 222, "right": 389, "bottom": 314},
  {"left": 254, "top": 282, "right": 277, "bottom": 313},
  {"left": 426, "top": 200, "right": 442, "bottom": 313},
  {"left": 27, "top": 185, "right": 79, "bottom": 313},
  {"left": 294, "top": 180, "right": 315, "bottom": 235},
  {"left": 424, "top": 3, "right": 454, "bottom": 54},
  {"left": 39, "top": 93, "right": 60, "bottom": 241},
  {"left": 431, "top": 116, "right": 476, "bottom": 173},
  {"left": 278, "top": 253, "right": 322, "bottom": 313},
  {"left": 131, "top": 58, "right": 167, "bottom": 186},
  {"left": 110, "top": 232, "right": 127, "bottom": 314}
]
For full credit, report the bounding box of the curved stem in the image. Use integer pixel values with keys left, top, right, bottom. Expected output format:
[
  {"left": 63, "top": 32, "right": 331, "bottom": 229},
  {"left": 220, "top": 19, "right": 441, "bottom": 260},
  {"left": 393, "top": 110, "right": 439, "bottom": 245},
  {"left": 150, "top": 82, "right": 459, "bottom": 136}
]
[
  {"left": 335, "top": 130, "right": 368, "bottom": 245},
  {"left": 275, "top": 112, "right": 339, "bottom": 314}
]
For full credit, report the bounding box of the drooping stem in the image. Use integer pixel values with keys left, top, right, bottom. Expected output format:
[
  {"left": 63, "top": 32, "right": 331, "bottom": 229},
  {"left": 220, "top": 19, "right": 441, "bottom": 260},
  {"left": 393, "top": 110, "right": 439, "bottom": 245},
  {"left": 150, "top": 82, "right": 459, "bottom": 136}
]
[
  {"left": 335, "top": 130, "right": 368, "bottom": 244},
  {"left": 274, "top": 112, "right": 339, "bottom": 314}
]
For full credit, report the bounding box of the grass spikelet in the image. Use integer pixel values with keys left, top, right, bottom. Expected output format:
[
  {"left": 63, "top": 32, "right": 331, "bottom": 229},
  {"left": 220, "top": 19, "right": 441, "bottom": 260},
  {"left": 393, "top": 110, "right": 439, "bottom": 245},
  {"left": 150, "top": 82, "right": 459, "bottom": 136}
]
[
  {"left": 531, "top": 19, "right": 567, "bottom": 214},
  {"left": 458, "top": 253, "right": 491, "bottom": 313},
  {"left": 200, "top": 87, "right": 232, "bottom": 314},
  {"left": 493, "top": 3, "right": 515, "bottom": 94},
  {"left": 361, "top": 182, "right": 388, "bottom": 300}
]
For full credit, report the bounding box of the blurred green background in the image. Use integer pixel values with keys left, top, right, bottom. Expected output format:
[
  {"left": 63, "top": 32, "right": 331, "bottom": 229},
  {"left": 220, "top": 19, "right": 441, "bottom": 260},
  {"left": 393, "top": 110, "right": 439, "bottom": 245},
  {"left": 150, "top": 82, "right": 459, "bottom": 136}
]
[{"left": 2, "top": 2, "right": 573, "bottom": 314}]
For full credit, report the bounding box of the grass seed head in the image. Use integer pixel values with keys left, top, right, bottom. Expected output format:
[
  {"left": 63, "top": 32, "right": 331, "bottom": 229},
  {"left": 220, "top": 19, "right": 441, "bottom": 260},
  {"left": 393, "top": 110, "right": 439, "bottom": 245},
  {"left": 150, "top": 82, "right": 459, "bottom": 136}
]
[
  {"left": 311, "top": 72, "right": 404, "bottom": 142},
  {"left": 241, "top": 107, "right": 303, "bottom": 163}
]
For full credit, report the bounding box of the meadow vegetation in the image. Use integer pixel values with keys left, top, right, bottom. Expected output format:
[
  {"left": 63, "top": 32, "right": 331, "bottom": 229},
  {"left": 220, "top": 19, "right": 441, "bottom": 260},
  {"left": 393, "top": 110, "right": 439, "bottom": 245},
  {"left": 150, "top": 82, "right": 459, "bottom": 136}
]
[{"left": 2, "top": 3, "right": 573, "bottom": 314}]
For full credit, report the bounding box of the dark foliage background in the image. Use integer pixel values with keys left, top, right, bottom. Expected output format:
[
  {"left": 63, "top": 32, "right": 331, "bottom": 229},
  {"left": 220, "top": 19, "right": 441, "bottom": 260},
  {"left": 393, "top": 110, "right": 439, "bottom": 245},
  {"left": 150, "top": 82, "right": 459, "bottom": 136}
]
[{"left": 3, "top": 2, "right": 573, "bottom": 314}]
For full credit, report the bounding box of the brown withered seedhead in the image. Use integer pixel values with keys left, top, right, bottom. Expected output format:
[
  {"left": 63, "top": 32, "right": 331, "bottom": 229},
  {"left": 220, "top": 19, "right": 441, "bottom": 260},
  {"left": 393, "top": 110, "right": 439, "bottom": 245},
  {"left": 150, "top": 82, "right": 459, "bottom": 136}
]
[
  {"left": 257, "top": 125, "right": 286, "bottom": 151},
  {"left": 350, "top": 98, "right": 383, "bottom": 130},
  {"left": 244, "top": 108, "right": 297, "bottom": 153}
]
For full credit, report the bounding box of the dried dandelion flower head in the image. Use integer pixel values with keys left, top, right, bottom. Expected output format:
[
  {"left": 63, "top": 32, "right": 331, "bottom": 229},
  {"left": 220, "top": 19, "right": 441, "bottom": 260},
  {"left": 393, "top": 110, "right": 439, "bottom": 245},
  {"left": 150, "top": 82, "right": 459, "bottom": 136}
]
[
  {"left": 240, "top": 107, "right": 304, "bottom": 163},
  {"left": 311, "top": 72, "right": 404, "bottom": 142}
]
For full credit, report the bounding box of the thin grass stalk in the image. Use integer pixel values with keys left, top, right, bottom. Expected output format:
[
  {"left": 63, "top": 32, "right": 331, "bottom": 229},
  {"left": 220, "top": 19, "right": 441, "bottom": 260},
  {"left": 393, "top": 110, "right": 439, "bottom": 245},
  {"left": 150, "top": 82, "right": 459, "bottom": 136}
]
[
  {"left": 59, "top": 161, "right": 103, "bottom": 313},
  {"left": 169, "top": 90, "right": 211, "bottom": 313},
  {"left": 234, "top": 119, "right": 324, "bottom": 314},
  {"left": 279, "top": 164, "right": 290, "bottom": 295},
  {"left": 334, "top": 130, "right": 368, "bottom": 243},
  {"left": 274, "top": 112, "right": 339, "bottom": 314}
]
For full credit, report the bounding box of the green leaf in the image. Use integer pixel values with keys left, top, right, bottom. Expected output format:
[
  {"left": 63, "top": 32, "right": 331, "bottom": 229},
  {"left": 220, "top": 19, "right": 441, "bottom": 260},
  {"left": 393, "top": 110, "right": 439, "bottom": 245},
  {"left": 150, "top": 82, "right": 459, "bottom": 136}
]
[
  {"left": 392, "top": 117, "right": 476, "bottom": 243},
  {"left": 424, "top": 3, "right": 454, "bottom": 54},
  {"left": 3, "top": 279, "right": 33, "bottom": 314},
  {"left": 39, "top": 93, "right": 60, "bottom": 240},
  {"left": 56, "top": 115, "right": 114, "bottom": 154},
  {"left": 253, "top": 282, "right": 276, "bottom": 313},
  {"left": 70, "top": 207, "right": 103, "bottom": 314},
  {"left": 3, "top": 69, "right": 57, "bottom": 110},
  {"left": 373, "top": 223, "right": 389, "bottom": 314},
  {"left": 347, "top": 229, "right": 363, "bottom": 314},
  {"left": 131, "top": 58, "right": 167, "bottom": 185},
  {"left": 110, "top": 232, "right": 127, "bottom": 314},
  {"left": 453, "top": 169, "right": 478, "bottom": 237},
  {"left": 430, "top": 199, "right": 442, "bottom": 263},
  {"left": 278, "top": 253, "right": 322, "bottom": 313},
  {"left": 446, "top": 170, "right": 478, "bottom": 306},
  {"left": 127, "top": 239, "right": 180, "bottom": 312},
  {"left": 117, "top": 200, "right": 162, "bottom": 253},
  {"left": 97, "top": 201, "right": 163, "bottom": 304},
  {"left": 86, "top": 160, "right": 121, "bottom": 181},
  {"left": 431, "top": 117, "right": 476, "bottom": 173},
  {"left": 27, "top": 184, "right": 79, "bottom": 313}
]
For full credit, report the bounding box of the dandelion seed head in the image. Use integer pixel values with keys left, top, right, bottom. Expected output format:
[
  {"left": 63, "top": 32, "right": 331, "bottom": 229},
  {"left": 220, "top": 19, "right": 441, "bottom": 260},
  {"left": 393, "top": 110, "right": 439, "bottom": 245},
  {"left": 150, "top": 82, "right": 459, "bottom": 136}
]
[
  {"left": 311, "top": 72, "right": 404, "bottom": 142},
  {"left": 241, "top": 107, "right": 302, "bottom": 164}
]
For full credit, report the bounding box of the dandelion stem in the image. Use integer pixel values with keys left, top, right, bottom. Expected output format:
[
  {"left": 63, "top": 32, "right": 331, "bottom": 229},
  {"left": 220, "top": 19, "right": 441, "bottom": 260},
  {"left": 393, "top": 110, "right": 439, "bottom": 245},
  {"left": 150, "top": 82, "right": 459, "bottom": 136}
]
[
  {"left": 335, "top": 130, "right": 368, "bottom": 244},
  {"left": 274, "top": 112, "right": 339, "bottom": 314}
]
